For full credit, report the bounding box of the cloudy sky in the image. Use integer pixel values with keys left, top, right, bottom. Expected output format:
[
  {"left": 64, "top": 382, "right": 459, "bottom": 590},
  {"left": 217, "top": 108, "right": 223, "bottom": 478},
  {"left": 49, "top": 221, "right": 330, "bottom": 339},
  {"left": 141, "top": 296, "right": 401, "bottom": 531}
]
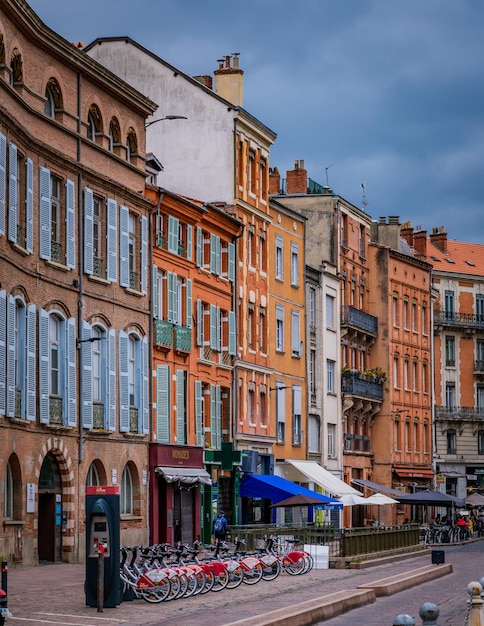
[{"left": 28, "top": 0, "right": 484, "bottom": 243}]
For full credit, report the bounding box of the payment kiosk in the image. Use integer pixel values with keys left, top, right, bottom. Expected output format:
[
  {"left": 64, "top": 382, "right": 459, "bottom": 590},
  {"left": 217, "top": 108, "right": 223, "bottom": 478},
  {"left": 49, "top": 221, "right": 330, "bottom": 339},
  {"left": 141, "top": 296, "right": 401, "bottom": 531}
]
[{"left": 85, "top": 486, "right": 121, "bottom": 608}]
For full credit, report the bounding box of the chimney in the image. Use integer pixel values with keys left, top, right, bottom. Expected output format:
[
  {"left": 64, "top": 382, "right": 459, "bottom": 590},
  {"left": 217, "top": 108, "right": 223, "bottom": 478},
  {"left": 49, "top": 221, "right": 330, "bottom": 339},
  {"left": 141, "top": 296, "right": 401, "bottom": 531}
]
[
  {"left": 430, "top": 226, "right": 447, "bottom": 253},
  {"left": 286, "top": 160, "right": 307, "bottom": 194},
  {"left": 214, "top": 53, "right": 243, "bottom": 106},
  {"left": 269, "top": 167, "right": 281, "bottom": 195},
  {"left": 400, "top": 221, "right": 414, "bottom": 247},
  {"left": 193, "top": 75, "right": 213, "bottom": 90},
  {"left": 413, "top": 229, "right": 428, "bottom": 257}
]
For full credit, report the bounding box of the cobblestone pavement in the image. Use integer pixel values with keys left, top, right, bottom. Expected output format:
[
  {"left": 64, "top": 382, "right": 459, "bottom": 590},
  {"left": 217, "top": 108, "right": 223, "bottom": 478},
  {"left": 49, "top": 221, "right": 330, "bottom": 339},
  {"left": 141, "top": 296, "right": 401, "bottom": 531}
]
[{"left": 4, "top": 542, "right": 483, "bottom": 626}]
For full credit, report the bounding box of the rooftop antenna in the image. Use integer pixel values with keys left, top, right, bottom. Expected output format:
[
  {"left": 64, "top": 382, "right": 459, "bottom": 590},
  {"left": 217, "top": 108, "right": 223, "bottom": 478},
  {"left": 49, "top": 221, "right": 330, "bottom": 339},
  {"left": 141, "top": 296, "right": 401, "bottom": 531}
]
[
  {"left": 325, "top": 164, "right": 334, "bottom": 187},
  {"left": 361, "top": 182, "right": 368, "bottom": 211}
]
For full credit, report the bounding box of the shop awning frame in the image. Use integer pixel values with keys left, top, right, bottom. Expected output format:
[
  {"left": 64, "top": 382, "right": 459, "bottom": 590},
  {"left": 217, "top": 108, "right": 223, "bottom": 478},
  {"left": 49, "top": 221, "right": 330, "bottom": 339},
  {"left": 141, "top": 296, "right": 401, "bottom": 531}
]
[
  {"left": 351, "top": 478, "right": 405, "bottom": 497},
  {"left": 284, "top": 460, "right": 362, "bottom": 498},
  {"left": 240, "top": 474, "right": 343, "bottom": 510},
  {"left": 155, "top": 466, "right": 212, "bottom": 486}
]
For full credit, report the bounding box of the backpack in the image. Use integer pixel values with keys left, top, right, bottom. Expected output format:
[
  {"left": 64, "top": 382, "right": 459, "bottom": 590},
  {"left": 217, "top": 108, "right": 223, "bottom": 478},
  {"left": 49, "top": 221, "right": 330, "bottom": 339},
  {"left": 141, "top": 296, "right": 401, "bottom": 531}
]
[{"left": 213, "top": 517, "right": 224, "bottom": 534}]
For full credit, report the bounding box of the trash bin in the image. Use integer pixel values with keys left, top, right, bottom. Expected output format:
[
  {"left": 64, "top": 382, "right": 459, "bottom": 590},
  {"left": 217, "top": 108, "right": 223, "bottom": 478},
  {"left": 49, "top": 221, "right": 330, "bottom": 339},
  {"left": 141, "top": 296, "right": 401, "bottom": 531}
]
[{"left": 431, "top": 549, "right": 445, "bottom": 565}]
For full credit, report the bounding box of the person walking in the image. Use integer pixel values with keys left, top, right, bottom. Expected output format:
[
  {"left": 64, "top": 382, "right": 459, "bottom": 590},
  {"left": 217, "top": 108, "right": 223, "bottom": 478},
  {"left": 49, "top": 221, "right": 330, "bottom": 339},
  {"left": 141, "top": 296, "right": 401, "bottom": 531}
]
[{"left": 212, "top": 510, "right": 228, "bottom": 543}]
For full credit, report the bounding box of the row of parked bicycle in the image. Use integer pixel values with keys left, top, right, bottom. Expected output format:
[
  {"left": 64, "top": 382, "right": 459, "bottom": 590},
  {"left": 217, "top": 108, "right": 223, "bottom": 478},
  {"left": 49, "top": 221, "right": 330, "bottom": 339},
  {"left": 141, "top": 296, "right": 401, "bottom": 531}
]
[
  {"left": 120, "top": 536, "right": 314, "bottom": 603},
  {"left": 419, "top": 523, "right": 470, "bottom": 545}
]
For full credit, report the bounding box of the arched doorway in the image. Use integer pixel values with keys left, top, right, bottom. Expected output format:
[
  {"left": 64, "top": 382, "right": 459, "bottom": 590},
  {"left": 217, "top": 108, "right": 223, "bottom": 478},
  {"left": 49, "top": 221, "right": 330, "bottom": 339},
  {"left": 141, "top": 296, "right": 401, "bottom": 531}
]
[{"left": 38, "top": 452, "right": 62, "bottom": 562}]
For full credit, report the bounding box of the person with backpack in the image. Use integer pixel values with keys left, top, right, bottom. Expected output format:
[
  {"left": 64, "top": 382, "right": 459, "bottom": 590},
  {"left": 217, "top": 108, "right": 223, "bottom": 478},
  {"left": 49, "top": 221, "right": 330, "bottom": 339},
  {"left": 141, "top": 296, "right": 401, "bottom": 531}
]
[{"left": 212, "top": 510, "right": 228, "bottom": 543}]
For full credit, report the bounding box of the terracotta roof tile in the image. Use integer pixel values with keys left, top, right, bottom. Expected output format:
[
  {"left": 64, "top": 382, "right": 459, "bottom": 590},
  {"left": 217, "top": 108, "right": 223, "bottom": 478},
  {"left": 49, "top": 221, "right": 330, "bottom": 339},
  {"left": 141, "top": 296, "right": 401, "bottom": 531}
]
[{"left": 427, "top": 238, "right": 484, "bottom": 276}]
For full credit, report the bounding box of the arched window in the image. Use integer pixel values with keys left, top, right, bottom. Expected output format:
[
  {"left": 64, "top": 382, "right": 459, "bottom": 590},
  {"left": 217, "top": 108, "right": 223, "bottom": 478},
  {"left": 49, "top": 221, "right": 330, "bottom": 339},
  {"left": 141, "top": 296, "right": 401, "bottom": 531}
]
[
  {"left": 108, "top": 117, "right": 121, "bottom": 152},
  {"left": 4, "top": 454, "right": 22, "bottom": 520},
  {"left": 126, "top": 127, "right": 137, "bottom": 163},
  {"left": 10, "top": 48, "right": 23, "bottom": 85},
  {"left": 0, "top": 33, "right": 5, "bottom": 65},
  {"left": 86, "top": 104, "right": 102, "bottom": 142},
  {"left": 86, "top": 462, "right": 100, "bottom": 487},
  {"left": 44, "top": 78, "right": 62, "bottom": 118},
  {"left": 120, "top": 464, "right": 133, "bottom": 515}
]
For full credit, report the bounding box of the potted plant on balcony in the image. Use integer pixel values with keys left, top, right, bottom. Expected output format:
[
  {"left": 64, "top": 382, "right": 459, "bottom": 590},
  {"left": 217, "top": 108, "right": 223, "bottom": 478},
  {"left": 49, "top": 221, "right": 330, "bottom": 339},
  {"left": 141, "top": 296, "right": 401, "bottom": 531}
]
[{"left": 364, "top": 367, "right": 387, "bottom": 383}]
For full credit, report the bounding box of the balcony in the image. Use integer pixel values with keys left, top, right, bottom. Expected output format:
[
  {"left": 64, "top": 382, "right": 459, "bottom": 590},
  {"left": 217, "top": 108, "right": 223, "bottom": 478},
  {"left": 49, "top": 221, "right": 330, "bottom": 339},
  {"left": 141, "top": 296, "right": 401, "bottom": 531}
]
[
  {"left": 341, "top": 305, "right": 378, "bottom": 337},
  {"left": 154, "top": 319, "right": 173, "bottom": 348},
  {"left": 434, "top": 406, "right": 484, "bottom": 421},
  {"left": 174, "top": 325, "right": 191, "bottom": 352},
  {"left": 341, "top": 372, "right": 383, "bottom": 400},
  {"left": 434, "top": 310, "right": 484, "bottom": 331},
  {"left": 474, "top": 361, "right": 484, "bottom": 375}
]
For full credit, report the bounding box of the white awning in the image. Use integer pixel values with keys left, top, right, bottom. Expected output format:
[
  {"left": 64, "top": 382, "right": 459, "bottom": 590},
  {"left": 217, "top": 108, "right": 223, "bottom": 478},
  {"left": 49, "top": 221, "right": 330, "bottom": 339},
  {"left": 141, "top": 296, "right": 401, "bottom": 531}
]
[
  {"left": 283, "top": 460, "right": 362, "bottom": 498},
  {"left": 155, "top": 466, "right": 212, "bottom": 486}
]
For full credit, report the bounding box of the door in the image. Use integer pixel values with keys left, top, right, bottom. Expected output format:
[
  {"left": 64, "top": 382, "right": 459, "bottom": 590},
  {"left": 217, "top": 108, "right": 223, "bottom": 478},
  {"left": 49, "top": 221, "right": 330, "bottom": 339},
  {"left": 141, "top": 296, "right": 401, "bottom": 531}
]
[{"left": 38, "top": 493, "right": 56, "bottom": 561}]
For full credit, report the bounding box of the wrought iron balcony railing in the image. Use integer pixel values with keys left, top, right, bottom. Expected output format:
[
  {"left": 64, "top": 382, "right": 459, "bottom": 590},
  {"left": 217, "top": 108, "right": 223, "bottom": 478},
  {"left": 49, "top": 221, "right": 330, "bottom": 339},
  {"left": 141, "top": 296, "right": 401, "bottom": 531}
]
[
  {"left": 434, "top": 405, "right": 484, "bottom": 420},
  {"left": 434, "top": 310, "right": 484, "bottom": 329},
  {"left": 174, "top": 325, "right": 191, "bottom": 352},
  {"left": 341, "top": 373, "right": 383, "bottom": 400},
  {"left": 154, "top": 319, "right": 174, "bottom": 348},
  {"left": 341, "top": 305, "right": 378, "bottom": 336}
]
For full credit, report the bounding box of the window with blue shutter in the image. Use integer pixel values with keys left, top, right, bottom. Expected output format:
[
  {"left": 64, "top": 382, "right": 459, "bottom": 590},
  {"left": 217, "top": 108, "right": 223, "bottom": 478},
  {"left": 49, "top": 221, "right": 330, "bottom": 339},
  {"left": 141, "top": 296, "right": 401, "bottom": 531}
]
[
  {"left": 197, "top": 299, "right": 203, "bottom": 346},
  {"left": 108, "top": 330, "right": 116, "bottom": 431},
  {"left": 67, "top": 318, "right": 77, "bottom": 426},
  {"left": 209, "top": 304, "right": 217, "bottom": 350},
  {"left": 195, "top": 380, "right": 203, "bottom": 446},
  {"left": 186, "top": 224, "right": 193, "bottom": 261},
  {"left": 25, "top": 158, "right": 33, "bottom": 253},
  {"left": 119, "top": 205, "right": 129, "bottom": 288},
  {"left": 84, "top": 187, "right": 94, "bottom": 275},
  {"left": 228, "top": 311, "right": 236, "bottom": 355},
  {"left": 142, "top": 337, "right": 149, "bottom": 434},
  {"left": 81, "top": 321, "right": 93, "bottom": 429},
  {"left": 168, "top": 216, "right": 179, "bottom": 254},
  {"left": 228, "top": 242, "right": 235, "bottom": 282},
  {"left": 0, "top": 133, "right": 6, "bottom": 236},
  {"left": 186, "top": 279, "right": 192, "bottom": 328},
  {"left": 26, "top": 304, "right": 36, "bottom": 421},
  {"left": 8, "top": 143, "right": 17, "bottom": 243},
  {"left": 65, "top": 180, "right": 75, "bottom": 269},
  {"left": 38, "top": 308, "right": 50, "bottom": 423},
  {"left": 118, "top": 331, "right": 129, "bottom": 432},
  {"left": 141, "top": 215, "right": 148, "bottom": 294},
  {"left": 176, "top": 369, "right": 186, "bottom": 444},
  {"left": 0, "top": 291, "right": 6, "bottom": 413},
  {"left": 196, "top": 227, "right": 203, "bottom": 267},
  {"left": 39, "top": 167, "right": 51, "bottom": 260},
  {"left": 106, "top": 198, "right": 117, "bottom": 282},
  {"left": 156, "top": 364, "right": 170, "bottom": 443},
  {"left": 6, "top": 294, "right": 15, "bottom": 417}
]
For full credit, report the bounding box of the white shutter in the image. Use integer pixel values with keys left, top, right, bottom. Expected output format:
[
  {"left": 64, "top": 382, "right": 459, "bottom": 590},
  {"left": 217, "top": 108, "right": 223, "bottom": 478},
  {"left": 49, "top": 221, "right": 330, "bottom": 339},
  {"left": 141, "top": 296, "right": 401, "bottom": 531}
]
[
  {"left": 8, "top": 143, "right": 17, "bottom": 243},
  {"left": 118, "top": 330, "right": 129, "bottom": 432},
  {"left": 81, "top": 320, "right": 93, "bottom": 429},
  {"left": 84, "top": 187, "right": 94, "bottom": 275},
  {"left": 119, "top": 205, "right": 129, "bottom": 288},
  {"left": 6, "top": 294, "right": 15, "bottom": 417},
  {"left": 106, "top": 198, "right": 117, "bottom": 282},
  {"left": 108, "top": 330, "right": 116, "bottom": 431},
  {"left": 186, "top": 279, "right": 192, "bottom": 329},
  {"left": 176, "top": 369, "right": 185, "bottom": 444},
  {"left": 39, "top": 308, "right": 50, "bottom": 423},
  {"left": 141, "top": 215, "right": 148, "bottom": 294},
  {"left": 67, "top": 318, "right": 76, "bottom": 426},
  {"left": 195, "top": 380, "right": 203, "bottom": 446},
  {"left": 0, "top": 291, "right": 6, "bottom": 413},
  {"left": 156, "top": 364, "right": 170, "bottom": 443},
  {"left": 65, "top": 179, "right": 75, "bottom": 268},
  {"left": 26, "top": 304, "right": 36, "bottom": 421},
  {"left": 25, "top": 158, "right": 33, "bottom": 253},
  {"left": 0, "top": 133, "right": 6, "bottom": 236},
  {"left": 141, "top": 337, "right": 149, "bottom": 434},
  {"left": 39, "top": 167, "right": 51, "bottom": 260}
]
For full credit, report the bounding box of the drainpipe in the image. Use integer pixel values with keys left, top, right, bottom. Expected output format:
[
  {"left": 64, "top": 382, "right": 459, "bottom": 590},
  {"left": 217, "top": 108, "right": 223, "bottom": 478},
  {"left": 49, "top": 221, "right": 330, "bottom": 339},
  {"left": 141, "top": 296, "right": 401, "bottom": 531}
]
[{"left": 76, "top": 70, "right": 83, "bottom": 568}]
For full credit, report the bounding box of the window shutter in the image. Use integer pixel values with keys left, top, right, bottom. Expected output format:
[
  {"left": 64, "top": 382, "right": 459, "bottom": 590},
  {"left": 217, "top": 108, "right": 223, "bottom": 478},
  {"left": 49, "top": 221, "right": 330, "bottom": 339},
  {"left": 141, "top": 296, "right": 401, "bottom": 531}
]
[
  {"left": 39, "top": 167, "right": 51, "bottom": 260},
  {"left": 228, "top": 311, "right": 236, "bottom": 355},
  {"left": 210, "top": 234, "right": 217, "bottom": 273},
  {"left": 66, "top": 179, "right": 75, "bottom": 269},
  {"left": 186, "top": 224, "right": 193, "bottom": 261},
  {"left": 277, "top": 386, "right": 286, "bottom": 423},
  {"left": 210, "top": 304, "right": 217, "bottom": 350},
  {"left": 26, "top": 304, "right": 36, "bottom": 421},
  {"left": 81, "top": 320, "right": 93, "bottom": 429},
  {"left": 106, "top": 198, "right": 117, "bottom": 282},
  {"left": 118, "top": 331, "right": 129, "bottom": 432},
  {"left": 168, "top": 216, "right": 179, "bottom": 253},
  {"left": 0, "top": 133, "right": 6, "bottom": 236},
  {"left": 228, "top": 242, "right": 235, "bottom": 282},
  {"left": 210, "top": 384, "right": 216, "bottom": 448},
  {"left": 216, "top": 236, "right": 222, "bottom": 275},
  {"left": 215, "top": 385, "right": 221, "bottom": 449},
  {"left": 25, "top": 158, "right": 33, "bottom": 253},
  {"left": 108, "top": 330, "right": 116, "bottom": 431},
  {"left": 39, "top": 308, "right": 50, "bottom": 423},
  {"left": 152, "top": 265, "right": 159, "bottom": 319},
  {"left": 197, "top": 299, "right": 203, "bottom": 346},
  {"left": 293, "top": 386, "right": 302, "bottom": 414},
  {"left": 6, "top": 294, "right": 15, "bottom": 417},
  {"left": 291, "top": 310, "right": 300, "bottom": 356},
  {"left": 142, "top": 337, "right": 149, "bottom": 434},
  {"left": 156, "top": 364, "right": 170, "bottom": 443},
  {"left": 176, "top": 369, "right": 185, "bottom": 444},
  {"left": 186, "top": 279, "right": 192, "bottom": 328},
  {"left": 67, "top": 318, "right": 77, "bottom": 427},
  {"left": 167, "top": 272, "right": 176, "bottom": 323},
  {"left": 140, "top": 215, "right": 148, "bottom": 294},
  {"left": 119, "top": 205, "right": 129, "bottom": 288},
  {"left": 0, "top": 291, "right": 6, "bottom": 413},
  {"left": 84, "top": 187, "right": 94, "bottom": 275},
  {"left": 7, "top": 142, "right": 17, "bottom": 243},
  {"left": 196, "top": 227, "right": 203, "bottom": 267},
  {"left": 195, "top": 380, "right": 203, "bottom": 446}
]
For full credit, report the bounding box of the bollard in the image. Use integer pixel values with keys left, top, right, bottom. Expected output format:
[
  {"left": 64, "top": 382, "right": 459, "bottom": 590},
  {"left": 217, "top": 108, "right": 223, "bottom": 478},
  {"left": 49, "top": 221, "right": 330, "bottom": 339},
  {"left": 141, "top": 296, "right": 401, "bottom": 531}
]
[
  {"left": 393, "top": 615, "right": 415, "bottom": 625},
  {"left": 419, "top": 602, "right": 439, "bottom": 626},
  {"left": 97, "top": 547, "right": 104, "bottom": 613},
  {"left": 466, "top": 582, "right": 484, "bottom": 626}
]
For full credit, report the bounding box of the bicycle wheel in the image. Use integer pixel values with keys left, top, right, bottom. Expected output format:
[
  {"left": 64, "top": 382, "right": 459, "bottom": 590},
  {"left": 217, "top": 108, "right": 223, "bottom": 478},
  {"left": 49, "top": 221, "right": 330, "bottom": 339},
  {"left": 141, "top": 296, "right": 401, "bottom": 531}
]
[
  {"left": 261, "top": 558, "right": 282, "bottom": 581},
  {"left": 139, "top": 579, "right": 170, "bottom": 603},
  {"left": 211, "top": 568, "right": 229, "bottom": 592},
  {"left": 225, "top": 563, "right": 244, "bottom": 589},
  {"left": 301, "top": 553, "right": 314, "bottom": 574},
  {"left": 284, "top": 556, "right": 306, "bottom": 576},
  {"left": 242, "top": 561, "right": 263, "bottom": 585},
  {"left": 200, "top": 568, "right": 215, "bottom": 594}
]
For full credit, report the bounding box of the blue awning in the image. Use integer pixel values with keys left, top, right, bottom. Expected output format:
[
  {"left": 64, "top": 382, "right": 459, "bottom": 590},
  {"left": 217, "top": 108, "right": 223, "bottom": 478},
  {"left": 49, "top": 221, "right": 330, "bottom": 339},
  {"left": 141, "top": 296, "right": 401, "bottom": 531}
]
[{"left": 240, "top": 474, "right": 343, "bottom": 510}]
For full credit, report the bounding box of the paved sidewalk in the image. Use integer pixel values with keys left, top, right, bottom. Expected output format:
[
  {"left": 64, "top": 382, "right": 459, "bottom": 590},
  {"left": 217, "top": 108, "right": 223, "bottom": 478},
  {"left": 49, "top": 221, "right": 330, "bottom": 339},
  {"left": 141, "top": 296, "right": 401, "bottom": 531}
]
[{"left": 3, "top": 543, "right": 482, "bottom": 626}]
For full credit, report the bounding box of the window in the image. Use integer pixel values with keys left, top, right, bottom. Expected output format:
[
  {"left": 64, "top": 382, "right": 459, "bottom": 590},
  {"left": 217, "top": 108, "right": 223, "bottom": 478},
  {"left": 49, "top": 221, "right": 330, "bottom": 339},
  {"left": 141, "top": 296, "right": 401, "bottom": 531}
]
[
  {"left": 248, "top": 227, "right": 255, "bottom": 268},
  {"left": 109, "top": 117, "right": 121, "bottom": 153},
  {"left": 403, "top": 298, "right": 408, "bottom": 329},
  {"left": 120, "top": 465, "right": 133, "bottom": 515},
  {"left": 308, "top": 415, "right": 320, "bottom": 454},
  {"left": 248, "top": 304, "right": 255, "bottom": 350},
  {"left": 39, "top": 168, "right": 75, "bottom": 268},
  {"left": 478, "top": 430, "right": 484, "bottom": 455},
  {"left": 444, "top": 290, "right": 454, "bottom": 320},
  {"left": 341, "top": 213, "right": 348, "bottom": 248},
  {"left": 292, "top": 385, "right": 302, "bottom": 445},
  {"left": 327, "top": 360, "right": 335, "bottom": 393},
  {"left": 423, "top": 420, "right": 429, "bottom": 454},
  {"left": 156, "top": 364, "right": 170, "bottom": 443},
  {"left": 86, "top": 462, "right": 100, "bottom": 486},
  {"left": 259, "top": 230, "right": 267, "bottom": 273},
  {"left": 476, "top": 340, "right": 484, "bottom": 370},
  {"left": 276, "top": 305, "right": 284, "bottom": 352},
  {"left": 445, "top": 336, "right": 455, "bottom": 366},
  {"left": 290, "top": 242, "right": 299, "bottom": 286},
  {"left": 248, "top": 150, "right": 256, "bottom": 194},
  {"left": 411, "top": 301, "right": 417, "bottom": 331},
  {"left": 326, "top": 294, "right": 334, "bottom": 329},
  {"left": 309, "top": 288, "right": 316, "bottom": 332},
  {"left": 248, "top": 387, "right": 255, "bottom": 424},
  {"left": 6, "top": 142, "right": 33, "bottom": 251},
  {"left": 291, "top": 310, "right": 301, "bottom": 357},
  {"left": 276, "top": 385, "right": 285, "bottom": 443},
  {"left": 119, "top": 331, "right": 148, "bottom": 435},
  {"left": 412, "top": 360, "right": 418, "bottom": 391},
  {"left": 327, "top": 423, "right": 335, "bottom": 457},
  {"left": 413, "top": 419, "right": 419, "bottom": 452},
  {"left": 477, "top": 295, "right": 484, "bottom": 323},
  {"left": 403, "top": 359, "right": 409, "bottom": 389},
  {"left": 259, "top": 307, "right": 266, "bottom": 353},
  {"left": 126, "top": 127, "right": 137, "bottom": 163},
  {"left": 309, "top": 350, "right": 316, "bottom": 397},
  {"left": 260, "top": 157, "right": 267, "bottom": 200},
  {"left": 275, "top": 236, "right": 283, "bottom": 280},
  {"left": 394, "top": 418, "right": 401, "bottom": 451},
  {"left": 392, "top": 294, "right": 399, "bottom": 326},
  {"left": 445, "top": 382, "right": 455, "bottom": 409},
  {"left": 477, "top": 385, "right": 484, "bottom": 414},
  {"left": 359, "top": 224, "right": 365, "bottom": 257},
  {"left": 260, "top": 389, "right": 266, "bottom": 426},
  {"left": 176, "top": 369, "right": 188, "bottom": 445},
  {"left": 405, "top": 420, "right": 410, "bottom": 452},
  {"left": 120, "top": 207, "right": 148, "bottom": 293},
  {"left": 446, "top": 429, "right": 456, "bottom": 455},
  {"left": 422, "top": 361, "right": 428, "bottom": 393},
  {"left": 422, "top": 303, "right": 427, "bottom": 334},
  {"left": 10, "top": 48, "right": 23, "bottom": 85},
  {"left": 44, "top": 78, "right": 62, "bottom": 118},
  {"left": 92, "top": 195, "right": 104, "bottom": 277},
  {"left": 4, "top": 460, "right": 13, "bottom": 519},
  {"left": 39, "top": 309, "right": 76, "bottom": 426},
  {"left": 4, "top": 456, "right": 21, "bottom": 521}
]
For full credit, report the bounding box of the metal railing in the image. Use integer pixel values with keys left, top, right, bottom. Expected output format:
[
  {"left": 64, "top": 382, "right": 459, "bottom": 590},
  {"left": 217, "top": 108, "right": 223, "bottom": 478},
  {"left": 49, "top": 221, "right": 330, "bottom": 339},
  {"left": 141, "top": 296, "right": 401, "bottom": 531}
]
[
  {"left": 341, "top": 305, "right": 378, "bottom": 335},
  {"left": 434, "top": 310, "right": 484, "bottom": 329},
  {"left": 342, "top": 373, "right": 384, "bottom": 399}
]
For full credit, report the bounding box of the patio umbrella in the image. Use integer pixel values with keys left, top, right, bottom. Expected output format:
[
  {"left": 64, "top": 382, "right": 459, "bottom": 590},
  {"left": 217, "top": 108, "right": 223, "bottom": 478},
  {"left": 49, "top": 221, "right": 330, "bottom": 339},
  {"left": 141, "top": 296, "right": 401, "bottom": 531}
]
[
  {"left": 269, "top": 493, "right": 331, "bottom": 508},
  {"left": 339, "top": 493, "right": 369, "bottom": 507},
  {"left": 465, "top": 492, "right": 484, "bottom": 507},
  {"left": 364, "top": 492, "right": 399, "bottom": 524}
]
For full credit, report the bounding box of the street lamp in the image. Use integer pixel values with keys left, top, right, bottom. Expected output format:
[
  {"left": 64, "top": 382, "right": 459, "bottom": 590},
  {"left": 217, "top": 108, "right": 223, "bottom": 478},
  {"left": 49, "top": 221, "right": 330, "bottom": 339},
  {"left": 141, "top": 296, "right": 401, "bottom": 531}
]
[
  {"left": 269, "top": 386, "right": 291, "bottom": 392},
  {"left": 145, "top": 115, "right": 187, "bottom": 128}
]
